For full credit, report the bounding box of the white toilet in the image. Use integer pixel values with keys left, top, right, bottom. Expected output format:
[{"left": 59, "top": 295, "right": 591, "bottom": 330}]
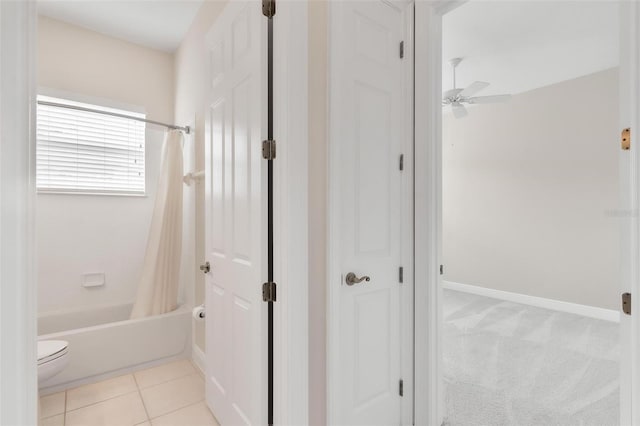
[{"left": 37, "top": 340, "right": 69, "bottom": 383}]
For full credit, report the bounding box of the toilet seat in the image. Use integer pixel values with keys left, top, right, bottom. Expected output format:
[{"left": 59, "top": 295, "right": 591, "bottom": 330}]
[{"left": 38, "top": 340, "right": 68, "bottom": 365}]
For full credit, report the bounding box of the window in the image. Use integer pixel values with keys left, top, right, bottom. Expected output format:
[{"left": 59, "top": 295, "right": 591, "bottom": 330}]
[{"left": 36, "top": 95, "right": 146, "bottom": 195}]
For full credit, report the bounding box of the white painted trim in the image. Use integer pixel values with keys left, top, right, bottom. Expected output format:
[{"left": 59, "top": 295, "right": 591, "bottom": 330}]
[
  {"left": 273, "top": 2, "right": 309, "bottom": 425},
  {"left": 0, "top": 1, "right": 38, "bottom": 424},
  {"left": 201, "top": 2, "right": 308, "bottom": 424},
  {"left": 400, "top": 3, "right": 415, "bottom": 424},
  {"left": 443, "top": 281, "right": 620, "bottom": 323},
  {"left": 619, "top": 2, "right": 640, "bottom": 424},
  {"left": 414, "top": 2, "right": 446, "bottom": 425},
  {"left": 326, "top": 2, "right": 340, "bottom": 418},
  {"left": 191, "top": 344, "right": 206, "bottom": 377}
]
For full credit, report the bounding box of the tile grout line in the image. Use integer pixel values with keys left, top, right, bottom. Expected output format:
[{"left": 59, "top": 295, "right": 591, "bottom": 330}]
[
  {"left": 64, "top": 368, "right": 196, "bottom": 415},
  {"left": 132, "top": 373, "right": 152, "bottom": 423},
  {"left": 58, "top": 360, "right": 195, "bottom": 403},
  {"left": 146, "top": 398, "right": 208, "bottom": 422},
  {"left": 135, "top": 365, "right": 199, "bottom": 391},
  {"left": 138, "top": 372, "right": 202, "bottom": 392},
  {"left": 63, "top": 391, "right": 67, "bottom": 426},
  {"left": 54, "top": 362, "right": 201, "bottom": 424},
  {"left": 64, "top": 389, "right": 141, "bottom": 415},
  {"left": 141, "top": 373, "right": 206, "bottom": 421}
]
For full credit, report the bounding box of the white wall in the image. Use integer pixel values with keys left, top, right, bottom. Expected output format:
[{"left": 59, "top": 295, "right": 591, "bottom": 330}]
[
  {"left": 174, "top": 1, "right": 227, "bottom": 352},
  {"left": 37, "top": 16, "right": 176, "bottom": 313},
  {"left": 442, "top": 68, "right": 620, "bottom": 310}
]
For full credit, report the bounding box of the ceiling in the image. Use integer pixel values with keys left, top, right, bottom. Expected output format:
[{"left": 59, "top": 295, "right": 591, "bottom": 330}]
[
  {"left": 37, "top": 0, "right": 205, "bottom": 52},
  {"left": 443, "top": 1, "right": 619, "bottom": 96}
]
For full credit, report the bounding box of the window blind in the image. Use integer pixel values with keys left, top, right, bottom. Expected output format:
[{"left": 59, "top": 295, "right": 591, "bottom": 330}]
[{"left": 36, "top": 96, "right": 146, "bottom": 195}]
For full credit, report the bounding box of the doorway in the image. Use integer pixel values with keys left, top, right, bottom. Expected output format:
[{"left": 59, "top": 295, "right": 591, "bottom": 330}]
[
  {"left": 415, "top": 1, "right": 640, "bottom": 425},
  {"left": 441, "top": 2, "right": 620, "bottom": 424}
]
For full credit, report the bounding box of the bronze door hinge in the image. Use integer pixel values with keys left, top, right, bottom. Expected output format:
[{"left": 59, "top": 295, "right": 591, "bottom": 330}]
[{"left": 622, "top": 128, "right": 631, "bottom": 150}]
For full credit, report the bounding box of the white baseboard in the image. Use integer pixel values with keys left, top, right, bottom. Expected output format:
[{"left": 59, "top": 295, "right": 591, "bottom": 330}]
[
  {"left": 191, "top": 343, "right": 206, "bottom": 376},
  {"left": 442, "top": 280, "right": 620, "bottom": 323}
]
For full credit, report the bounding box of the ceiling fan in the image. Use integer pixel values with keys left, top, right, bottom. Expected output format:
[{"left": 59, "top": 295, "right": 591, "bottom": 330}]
[{"left": 442, "top": 57, "right": 512, "bottom": 119}]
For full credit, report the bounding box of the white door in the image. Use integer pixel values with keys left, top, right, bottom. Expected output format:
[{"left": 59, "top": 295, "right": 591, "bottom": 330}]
[
  {"left": 329, "top": 1, "right": 410, "bottom": 425},
  {"left": 203, "top": 3, "right": 266, "bottom": 425}
]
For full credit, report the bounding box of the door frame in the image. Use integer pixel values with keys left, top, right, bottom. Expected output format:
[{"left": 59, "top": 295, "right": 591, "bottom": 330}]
[
  {"left": 326, "top": 1, "right": 415, "bottom": 424},
  {"left": 0, "top": 0, "right": 38, "bottom": 424},
  {"left": 619, "top": 2, "right": 640, "bottom": 425},
  {"left": 1, "top": 0, "right": 309, "bottom": 424},
  {"left": 414, "top": 1, "right": 640, "bottom": 425},
  {"left": 271, "top": 2, "right": 310, "bottom": 425},
  {"left": 202, "top": 1, "right": 310, "bottom": 424}
]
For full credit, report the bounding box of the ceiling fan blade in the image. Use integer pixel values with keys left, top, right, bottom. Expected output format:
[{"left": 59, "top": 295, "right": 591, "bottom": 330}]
[
  {"left": 467, "top": 94, "right": 512, "bottom": 104},
  {"left": 443, "top": 88, "right": 463, "bottom": 100},
  {"left": 459, "top": 81, "right": 489, "bottom": 98},
  {"left": 451, "top": 103, "right": 468, "bottom": 119}
]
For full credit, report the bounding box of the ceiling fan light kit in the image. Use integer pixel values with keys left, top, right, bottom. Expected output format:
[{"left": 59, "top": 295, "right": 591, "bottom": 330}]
[{"left": 442, "top": 57, "right": 512, "bottom": 118}]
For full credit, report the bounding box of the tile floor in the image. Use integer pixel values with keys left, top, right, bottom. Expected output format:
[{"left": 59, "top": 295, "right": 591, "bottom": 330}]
[{"left": 39, "top": 359, "right": 219, "bottom": 426}]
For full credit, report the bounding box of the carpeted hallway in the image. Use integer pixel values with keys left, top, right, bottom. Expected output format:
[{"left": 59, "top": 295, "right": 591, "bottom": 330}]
[{"left": 443, "top": 289, "right": 619, "bottom": 426}]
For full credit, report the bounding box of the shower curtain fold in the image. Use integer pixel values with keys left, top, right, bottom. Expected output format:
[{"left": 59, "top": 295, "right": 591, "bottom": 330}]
[{"left": 130, "top": 130, "right": 184, "bottom": 319}]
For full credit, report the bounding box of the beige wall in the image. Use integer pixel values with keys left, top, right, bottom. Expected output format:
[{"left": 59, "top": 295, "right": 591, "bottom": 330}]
[
  {"left": 37, "top": 16, "right": 176, "bottom": 312},
  {"left": 308, "top": 1, "right": 328, "bottom": 425},
  {"left": 442, "top": 68, "right": 620, "bottom": 310},
  {"left": 174, "top": 1, "right": 227, "bottom": 352}
]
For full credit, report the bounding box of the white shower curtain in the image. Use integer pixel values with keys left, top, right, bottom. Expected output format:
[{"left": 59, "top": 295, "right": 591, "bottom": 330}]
[{"left": 130, "top": 130, "right": 184, "bottom": 319}]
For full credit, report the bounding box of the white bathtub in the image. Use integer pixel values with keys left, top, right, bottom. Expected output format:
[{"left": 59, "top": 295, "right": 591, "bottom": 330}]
[{"left": 38, "top": 302, "right": 191, "bottom": 393}]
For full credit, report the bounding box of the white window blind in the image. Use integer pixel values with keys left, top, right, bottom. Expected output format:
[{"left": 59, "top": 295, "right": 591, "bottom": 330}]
[{"left": 37, "top": 95, "right": 146, "bottom": 195}]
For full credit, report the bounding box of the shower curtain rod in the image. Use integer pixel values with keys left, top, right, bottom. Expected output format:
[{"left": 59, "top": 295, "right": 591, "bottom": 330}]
[{"left": 37, "top": 100, "right": 191, "bottom": 134}]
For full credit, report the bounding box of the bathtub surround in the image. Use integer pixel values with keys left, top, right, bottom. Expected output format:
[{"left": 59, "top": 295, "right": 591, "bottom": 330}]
[
  {"left": 37, "top": 16, "right": 183, "bottom": 313},
  {"left": 131, "top": 130, "right": 184, "bottom": 318}
]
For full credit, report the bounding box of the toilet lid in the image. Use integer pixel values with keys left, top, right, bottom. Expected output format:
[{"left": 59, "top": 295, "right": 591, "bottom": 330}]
[{"left": 38, "top": 340, "right": 68, "bottom": 365}]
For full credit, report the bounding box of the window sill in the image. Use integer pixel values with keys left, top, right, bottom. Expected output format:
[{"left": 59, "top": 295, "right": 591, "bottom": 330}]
[{"left": 36, "top": 190, "right": 147, "bottom": 198}]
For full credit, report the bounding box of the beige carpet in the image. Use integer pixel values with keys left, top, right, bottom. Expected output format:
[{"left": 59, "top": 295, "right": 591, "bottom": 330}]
[{"left": 443, "top": 289, "right": 619, "bottom": 426}]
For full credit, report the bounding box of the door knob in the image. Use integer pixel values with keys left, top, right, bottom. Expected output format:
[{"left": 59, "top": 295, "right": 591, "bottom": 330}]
[
  {"left": 345, "top": 272, "right": 370, "bottom": 286},
  {"left": 200, "top": 261, "right": 210, "bottom": 274}
]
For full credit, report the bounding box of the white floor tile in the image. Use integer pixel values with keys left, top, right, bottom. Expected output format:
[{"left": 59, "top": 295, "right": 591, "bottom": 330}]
[
  {"left": 39, "top": 392, "right": 65, "bottom": 419},
  {"left": 65, "top": 391, "right": 148, "bottom": 426},
  {"left": 141, "top": 374, "right": 205, "bottom": 419},
  {"left": 39, "top": 414, "right": 64, "bottom": 426},
  {"left": 151, "top": 402, "right": 219, "bottom": 426},
  {"left": 66, "top": 374, "right": 138, "bottom": 411},
  {"left": 134, "top": 359, "right": 196, "bottom": 389}
]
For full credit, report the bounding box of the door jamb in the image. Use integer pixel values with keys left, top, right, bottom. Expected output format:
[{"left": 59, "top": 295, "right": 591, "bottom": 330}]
[
  {"left": 203, "top": 1, "right": 310, "bottom": 423},
  {"left": 413, "top": 2, "right": 447, "bottom": 424},
  {"left": 272, "top": 2, "right": 310, "bottom": 425},
  {"left": 619, "top": 2, "right": 640, "bottom": 425},
  {"left": 0, "top": 0, "right": 38, "bottom": 424}
]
